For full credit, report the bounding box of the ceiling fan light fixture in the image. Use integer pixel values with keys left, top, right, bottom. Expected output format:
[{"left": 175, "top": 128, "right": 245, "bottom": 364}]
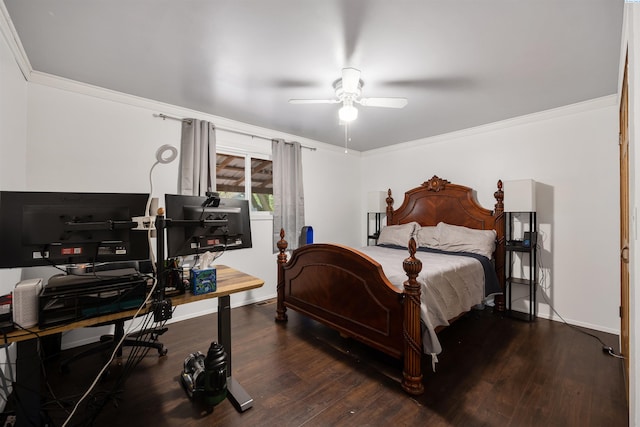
[
  {"left": 289, "top": 67, "right": 407, "bottom": 125},
  {"left": 338, "top": 101, "right": 358, "bottom": 122}
]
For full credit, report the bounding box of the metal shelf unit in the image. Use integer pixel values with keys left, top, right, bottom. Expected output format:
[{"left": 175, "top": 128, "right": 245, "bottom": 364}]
[
  {"left": 505, "top": 211, "right": 537, "bottom": 321},
  {"left": 367, "top": 212, "right": 383, "bottom": 245}
]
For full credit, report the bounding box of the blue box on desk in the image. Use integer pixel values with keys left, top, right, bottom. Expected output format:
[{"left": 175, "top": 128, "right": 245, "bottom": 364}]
[{"left": 190, "top": 267, "right": 217, "bottom": 295}]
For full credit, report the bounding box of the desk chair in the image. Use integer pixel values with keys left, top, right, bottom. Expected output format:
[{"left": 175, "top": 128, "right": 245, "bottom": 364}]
[{"left": 59, "top": 318, "right": 167, "bottom": 372}]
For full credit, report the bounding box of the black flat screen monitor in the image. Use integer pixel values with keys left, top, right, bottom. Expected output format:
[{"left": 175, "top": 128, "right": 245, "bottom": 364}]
[
  {"left": 0, "top": 191, "right": 150, "bottom": 268},
  {"left": 164, "top": 194, "right": 252, "bottom": 258}
]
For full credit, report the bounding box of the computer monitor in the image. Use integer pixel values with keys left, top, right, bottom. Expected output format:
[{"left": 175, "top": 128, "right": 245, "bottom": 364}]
[
  {"left": 164, "top": 194, "right": 252, "bottom": 258},
  {"left": 0, "top": 191, "right": 150, "bottom": 268}
]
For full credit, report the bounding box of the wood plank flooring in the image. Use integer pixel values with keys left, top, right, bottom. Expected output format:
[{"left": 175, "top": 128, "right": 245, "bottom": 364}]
[{"left": 37, "top": 301, "right": 628, "bottom": 426}]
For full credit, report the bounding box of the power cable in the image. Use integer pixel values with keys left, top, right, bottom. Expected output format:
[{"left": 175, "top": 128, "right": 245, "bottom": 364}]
[
  {"left": 533, "top": 232, "right": 624, "bottom": 359},
  {"left": 61, "top": 275, "right": 159, "bottom": 427}
]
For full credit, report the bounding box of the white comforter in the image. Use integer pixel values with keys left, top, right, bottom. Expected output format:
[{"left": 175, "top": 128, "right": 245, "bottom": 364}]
[{"left": 358, "top": 245, "right": 486, "bottom": 355}]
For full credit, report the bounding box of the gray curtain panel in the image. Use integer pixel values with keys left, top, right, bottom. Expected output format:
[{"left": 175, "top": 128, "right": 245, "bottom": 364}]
[
  {"left": 272, "top": 139, "right": 305, "bottom": 251},
  {"left": 178, "top": 119, "right": 217, "bottom": 196}
]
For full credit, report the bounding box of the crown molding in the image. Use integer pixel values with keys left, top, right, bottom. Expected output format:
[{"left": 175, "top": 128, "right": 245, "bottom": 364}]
[
  {"left": 28, "top": 70, "right": 357, "bottom": 155},
  {"left": 0, "top": 1, "right": 32, "bottom": 79},
  {"left": 362, "top": 94, "right": 617, "bottom": 156}
]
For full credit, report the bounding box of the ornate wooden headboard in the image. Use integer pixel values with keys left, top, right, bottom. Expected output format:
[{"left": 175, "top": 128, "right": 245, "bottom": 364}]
[{"left": 386, "top": 176, "right": 502, "bottom": 229}]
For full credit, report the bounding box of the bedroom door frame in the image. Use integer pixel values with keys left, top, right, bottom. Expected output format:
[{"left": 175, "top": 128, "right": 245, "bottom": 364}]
[{"left": 620, "top": 49, "right": 630, "bottom": 402}]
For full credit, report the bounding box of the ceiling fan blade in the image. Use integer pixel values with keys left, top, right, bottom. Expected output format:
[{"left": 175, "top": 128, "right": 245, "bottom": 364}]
[
  {"left": 288, "top": 99, "right": 340, "bottom": 104},
  {"left": 381, "top": 76, "right": 474, "bottom": 90},
  {"left": 341, "top": 68, "right": 361, "bottom": 93},
  {"left": 358, "top": 97, "right": 408, "bottom": 108}
]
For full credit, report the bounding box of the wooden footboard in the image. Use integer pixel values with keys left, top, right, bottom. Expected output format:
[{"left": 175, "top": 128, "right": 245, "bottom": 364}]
[{"left": 276, "top": 229, "right": 424, "bottom": 395}]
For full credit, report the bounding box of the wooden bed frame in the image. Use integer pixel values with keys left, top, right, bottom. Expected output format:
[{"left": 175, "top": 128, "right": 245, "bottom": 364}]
[{"left": 275, "top": 176, "right": 505, "bottom": 395}]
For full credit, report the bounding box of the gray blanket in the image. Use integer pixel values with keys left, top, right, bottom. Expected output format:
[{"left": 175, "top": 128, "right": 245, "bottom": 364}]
[{"left": 359, "top": 245, "right": 495, "bottom": 356}]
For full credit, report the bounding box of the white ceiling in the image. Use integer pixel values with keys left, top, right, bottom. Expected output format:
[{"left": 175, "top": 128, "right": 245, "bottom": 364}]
[{"left": 2, "top": 0, "right": 624, "bottom": 152}]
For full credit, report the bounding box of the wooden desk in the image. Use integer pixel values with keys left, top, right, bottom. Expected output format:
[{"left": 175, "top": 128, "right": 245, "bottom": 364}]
[{"left": 7, "top": 265, "right": 264, "bottom": 426}]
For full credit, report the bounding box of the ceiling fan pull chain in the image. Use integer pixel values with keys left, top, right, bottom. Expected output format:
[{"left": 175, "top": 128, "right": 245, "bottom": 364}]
[{"left": 344, "top": 123, "right": 349, "bottom": 154}]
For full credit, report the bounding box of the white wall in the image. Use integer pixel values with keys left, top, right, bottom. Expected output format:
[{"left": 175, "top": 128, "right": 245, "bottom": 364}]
[
  {"left": 362, "top": 97, "right": 620, "bottom": 334},
  {"left": 0, "top": 8, "right": 26, "bottom": 293},
  {"left": 303, "top": 146, "right": 362, "bottom": 247},
  {"left": 0, "top": 19, "right": 25, "bottom": 191},
  {"left": 0, "top": 10, "right": 27, "bottom": 410}
]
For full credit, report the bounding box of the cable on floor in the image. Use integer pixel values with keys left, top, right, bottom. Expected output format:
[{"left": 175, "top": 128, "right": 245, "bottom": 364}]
[{"left": 532, "top": 235, "right": 624, "bottom": 360}]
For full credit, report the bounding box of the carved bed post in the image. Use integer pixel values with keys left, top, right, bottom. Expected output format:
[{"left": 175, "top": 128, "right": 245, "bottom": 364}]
[
  {"left": 401, "top": 238, "right": 424, "bottom": 395},
  {"left": 493, "top": 180, "right": 506, "bottom": 312},
  {"left": 275, "top": 228, "right": 289, "bottom": 322},
  {"left": 385, "top": 189, "right": 394, "bottom": 225}
]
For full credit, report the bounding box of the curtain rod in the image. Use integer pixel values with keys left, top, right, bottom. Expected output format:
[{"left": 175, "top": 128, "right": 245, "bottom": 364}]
[{"left": 154, "top": 113, "right": 316, "bottom": 151}]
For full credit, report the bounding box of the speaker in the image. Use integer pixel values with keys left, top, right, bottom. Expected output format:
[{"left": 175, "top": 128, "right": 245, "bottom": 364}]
[{"left": 13, "top": 278, "right": 43, "bottom": 328}]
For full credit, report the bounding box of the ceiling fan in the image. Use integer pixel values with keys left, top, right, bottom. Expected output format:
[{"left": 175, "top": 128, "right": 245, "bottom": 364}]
[{"left": 288, "top": 68, "right": 408, "bottom": 122}]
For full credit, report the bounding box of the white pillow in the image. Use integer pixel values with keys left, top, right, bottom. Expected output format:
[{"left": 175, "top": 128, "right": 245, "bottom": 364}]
[
  {"left": 416, "top": 226, "right": 438, "bottom": 248},
  {"left": 435, "top": 222, "right": 496, "bottom": 259},
  {"left": 377, "top": 222, "right": 420, "bottom": 247}
]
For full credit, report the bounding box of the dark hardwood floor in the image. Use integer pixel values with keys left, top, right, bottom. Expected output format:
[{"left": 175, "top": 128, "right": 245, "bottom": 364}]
[{"left": 36, "top": 300, "right": 627, "bottom": 426}]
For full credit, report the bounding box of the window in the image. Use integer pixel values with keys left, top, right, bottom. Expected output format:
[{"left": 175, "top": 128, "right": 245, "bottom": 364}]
[
  {"left": 250, "top": 157, "right": 273, "bottom": 212},
  {"left": 216, "top": 152, "right": 273, "bottom": 212},
  {"left": 216, "top": 153, "right": 245, "bottom": 199}
]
